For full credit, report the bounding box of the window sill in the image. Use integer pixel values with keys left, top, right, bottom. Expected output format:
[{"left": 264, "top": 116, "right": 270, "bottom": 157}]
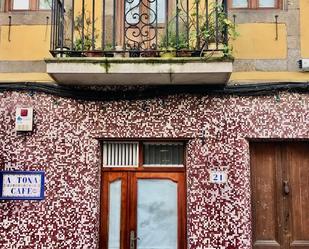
[
  {"left": 230, "top": 7, "right": 281, "bottom": 10},
  {"left": 3, "top": 9, "right": 51, "bottom": 13}
]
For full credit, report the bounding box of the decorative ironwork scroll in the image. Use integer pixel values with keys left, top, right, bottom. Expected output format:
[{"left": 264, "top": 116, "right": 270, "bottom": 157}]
[{"left": 124, "top": 0, "right": 159, "bottom": 50}]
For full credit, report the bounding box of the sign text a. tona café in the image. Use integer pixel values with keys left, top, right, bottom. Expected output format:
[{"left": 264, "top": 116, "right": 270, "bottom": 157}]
[{"left": 0, "top": 171, "right": 45, "bottom": 200}]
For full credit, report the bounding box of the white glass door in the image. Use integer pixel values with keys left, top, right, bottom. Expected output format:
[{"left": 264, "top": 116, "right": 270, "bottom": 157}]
[{"left": 137, "top": 179, "right": 178, "bottom": 249}]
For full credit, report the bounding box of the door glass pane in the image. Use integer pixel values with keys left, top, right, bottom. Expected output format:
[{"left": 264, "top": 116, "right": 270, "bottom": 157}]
[
  {"left": 259, "top": 0, "right": 275, "bottom": 7},
  {"left": 108, "top": 180, "right": 122, "bottom": 249},
  {"left": 137, "top": 179, "right": 177, "bottom": 249},
  {"left": 232, "top": 0, "right": 248, "bottom": 8},
  {"left": 13, "top": 0, "right": 30, "bottom": 10}
]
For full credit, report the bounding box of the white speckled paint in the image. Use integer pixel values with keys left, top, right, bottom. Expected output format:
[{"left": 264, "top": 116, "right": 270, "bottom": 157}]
[{"left": 0, "top": 91, "right": 308, "bottom": 249}]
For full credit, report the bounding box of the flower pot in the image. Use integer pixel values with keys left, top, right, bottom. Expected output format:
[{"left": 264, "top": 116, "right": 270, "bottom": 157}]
[
  {"left": 129, "top": 50, "right": 141, "bottom": 57},
  {"left": 141, "top": 50, "right": 160, "bottom": 57},
  {"left": 191, "top": 50, "right": 205, "bottom": 57},
  {"left": 69, "top": 51, "right": 83, "bottom": 57},
  {"left": 85, "top": 51, "right": 104, "bottom": 57},
  {"left": 104, "top": 52, "right": 115, "bottom": 57},
  {"left": 176, "top": 50, "right": 192, "bottom": 57},
  {"left": 55, "top": 47, "right": 70, "bottom": 57}
]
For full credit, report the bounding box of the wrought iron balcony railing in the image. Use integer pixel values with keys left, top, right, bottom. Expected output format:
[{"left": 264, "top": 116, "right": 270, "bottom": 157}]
[{"left": 50, "top": 0, "right": 229, "bottom": 57}]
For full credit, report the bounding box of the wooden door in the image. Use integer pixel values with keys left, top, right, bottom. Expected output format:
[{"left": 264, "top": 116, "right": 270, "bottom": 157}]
[
  {"left": 286, "top": 143, "right": 309, "bottom": 249},
  {"left": 101, "top": 171, "right": 186, "bottom": 249},
  {"left": 114, "top": 0, "right": 172, "bottom": 49},
  {"left": 250, "top": 142, "right": 309, "bottom": 249}
]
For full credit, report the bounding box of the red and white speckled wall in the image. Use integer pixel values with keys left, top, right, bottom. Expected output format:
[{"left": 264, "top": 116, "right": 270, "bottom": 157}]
[{"left": 0, "top": 90, "right": 308, "bottom": 249}]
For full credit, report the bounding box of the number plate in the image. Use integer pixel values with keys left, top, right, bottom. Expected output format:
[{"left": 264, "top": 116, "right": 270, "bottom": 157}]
[{"left": 209, "top": 171, "right": 228, "bottom": 184}]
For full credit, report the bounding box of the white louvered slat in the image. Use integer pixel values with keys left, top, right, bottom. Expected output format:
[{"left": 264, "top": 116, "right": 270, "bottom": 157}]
[
  {"left": 103, "top": 143, "right": 107, "bottom": 166},
  {"left": 103, "top": 142, "right": 138, "bottom": 167},
  {"left": 128, "top": 144, "right": 132, "bottom": 165}
]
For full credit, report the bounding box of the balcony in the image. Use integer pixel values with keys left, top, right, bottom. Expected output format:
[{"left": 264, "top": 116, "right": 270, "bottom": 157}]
[{"left": 46, "top": 0, "right": 233, "bottom": 85}]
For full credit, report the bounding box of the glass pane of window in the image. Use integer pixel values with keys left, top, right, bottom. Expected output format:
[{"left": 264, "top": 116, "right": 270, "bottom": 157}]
[
  {"left": 150, "top": 0, "right": 166, "bottom": 23},
  {"left": 232, "top": 0, "right": 248, "bottom": 8},
  {"left": 259, "top": 0, "right": 275, "bottom": 7},
  {"left": 40, "top": 0, "right": 51, "bottom": 9},
  {"left": 137, "top": 179, "right": 177, "bottom": 249},
  {"left": 0, "top": 0, "right": 4, "bottom": 12},
  {"left": 103, "top": 142, "right": 139, "bottom": 167},
  {"left": 125, "top": 0, "right": 140, "bottom": 24},
  {"left": 108, "top": 180, "right": 122, "bottom": 249},
  {"left": 13, "top": 0, "right": 30, "bottom": 10},
  {"left": 143, "top": 143, "right": 184, "bottom": 166}
]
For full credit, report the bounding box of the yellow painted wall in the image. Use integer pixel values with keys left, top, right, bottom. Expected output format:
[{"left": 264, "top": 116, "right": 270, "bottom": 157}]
[
  {"left": 300, "top": 0, "right": 309, "bottom": 57},
  {"left": 0, "top": 73, "right": 54, "bottom": 83},
  {"left": 0, "top": 25, "right": 52, "bottom": 60},
  {"left": 230, "top": 72, "right": 309, "bottom": 83},
  {"left": 74, "top": 0, "right": 103, "bottom": 48},
  {"left": 232, "top": 23, "right": 287, "bottom": 59}
]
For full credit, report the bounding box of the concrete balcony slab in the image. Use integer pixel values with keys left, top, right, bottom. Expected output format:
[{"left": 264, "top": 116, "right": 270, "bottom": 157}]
[{"left": 45, "top": 57, "right": 233, "bottom": 85}]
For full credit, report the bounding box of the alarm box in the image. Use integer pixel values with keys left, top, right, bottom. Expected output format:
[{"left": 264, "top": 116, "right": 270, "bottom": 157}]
[{"left": 15, "top": 107, "right": 33, "bottom": 131}]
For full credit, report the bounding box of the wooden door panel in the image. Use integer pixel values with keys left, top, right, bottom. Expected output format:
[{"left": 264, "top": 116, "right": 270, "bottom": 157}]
[
  {"left": 251, "top": 142, "right": 309, "bottom": 249},
  {"left": 250, "top": 143, "right": 283, "bottom": 249},
  {"left": 131, "top": 172, "right": 186, "bottom": 249},
  {"left": 101, "top": 172, "right": 129, "bottom": 249},
  {"left": 101, "top": 172, "right": 185, "bottom": 249},
  {"left": 287, "top": 143, "right": 309, "bottom": 249}
]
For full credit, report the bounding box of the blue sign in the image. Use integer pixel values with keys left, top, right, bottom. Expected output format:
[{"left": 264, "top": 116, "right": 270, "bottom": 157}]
[{"left": 0, "top": 171, "right": 45, "bottom": 200}]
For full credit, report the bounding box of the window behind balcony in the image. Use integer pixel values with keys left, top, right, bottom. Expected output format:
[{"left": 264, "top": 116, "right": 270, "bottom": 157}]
[
  {"left": 12, "top": 0, "right": 29, "bottom": 10},
  {"left": 4, "top": 0, "right": 51, "bottom": 11},
  {"left": 231, "top": 0, "right": 280, "bottom": 8}
]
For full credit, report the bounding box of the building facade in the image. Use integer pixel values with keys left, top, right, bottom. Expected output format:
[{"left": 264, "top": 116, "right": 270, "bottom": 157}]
[{"left": 0, "top": 0, "right": 308, "bottom": 249}]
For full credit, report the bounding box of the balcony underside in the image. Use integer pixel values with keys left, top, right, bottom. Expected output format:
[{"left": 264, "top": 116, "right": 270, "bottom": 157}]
[{"left": 45, "top": 58, "right": 232, "bottom": 85}]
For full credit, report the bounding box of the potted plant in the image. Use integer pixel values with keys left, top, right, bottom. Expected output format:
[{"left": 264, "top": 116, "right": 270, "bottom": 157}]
[
  {"left": 102, "top": 43, "right": 115, "bottom": 57},
  {"left": 141, "top": 44, "right": 160, "bottom": 57},
  {"left": 127, "top": 42, "right": 141, "bottom": 57},
  {"left": 191, "top": 2, "right": 238, "bottom": 56},
  {"left": 171, "top": 0, "right": 238, "bottom": 57},
  {"left": 73, "top": 10, "right": 99, "bottom": 57},
  {"left": 159, "top": 19, "right": 190, "bottom": 57}
]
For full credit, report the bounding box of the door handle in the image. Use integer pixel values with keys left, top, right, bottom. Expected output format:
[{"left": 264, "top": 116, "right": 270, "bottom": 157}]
[
  {"left": 283, "top": 181, "right": 289, "bottom": 195},
  {"left": 130, "top": 230, "right": 140, "bottom": 249}
]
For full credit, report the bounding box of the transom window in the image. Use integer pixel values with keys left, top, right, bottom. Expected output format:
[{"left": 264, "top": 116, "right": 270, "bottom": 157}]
[
  {"left": 143, "top": 142, "right": 184, "bottom": 166},
  {"left": 231, "top": 0, "right": 280, "bottom": 8},
  {"left": 102, "top": 141, "right": 185, "bottom": 168},
  {"left": 4, "top": 0, "right": 51, "bottom": 11}
]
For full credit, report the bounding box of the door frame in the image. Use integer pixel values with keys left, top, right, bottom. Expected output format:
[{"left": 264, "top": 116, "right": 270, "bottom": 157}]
[{"left": 99, "top": 139, "right": 188, "bottom": 249}]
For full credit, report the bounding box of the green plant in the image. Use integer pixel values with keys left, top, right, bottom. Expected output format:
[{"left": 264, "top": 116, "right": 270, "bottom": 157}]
[
  {"left": 104, "top": 43, "right": 113, "bottom": 50},
  {"left": 202, "top": 4, "right": 237, "bottom": 41},
  {"left": 74, "top": 11, "right": 98, "bottom": 51},
  {"left": 177, "top": 0, "right": 238, "bottom": 55},
  {"left": 159, "top": 19, "right": 189, "bottom": 51}
]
